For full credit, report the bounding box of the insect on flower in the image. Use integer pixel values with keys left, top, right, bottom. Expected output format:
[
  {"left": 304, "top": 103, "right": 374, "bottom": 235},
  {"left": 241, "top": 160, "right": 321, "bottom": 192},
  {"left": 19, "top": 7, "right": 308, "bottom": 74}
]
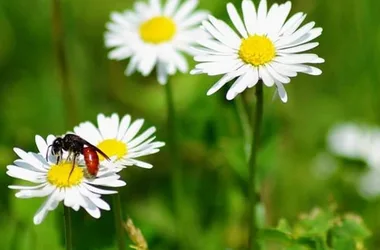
[{"left": 46, "top": 134, "right": 111, "bottom": 178}]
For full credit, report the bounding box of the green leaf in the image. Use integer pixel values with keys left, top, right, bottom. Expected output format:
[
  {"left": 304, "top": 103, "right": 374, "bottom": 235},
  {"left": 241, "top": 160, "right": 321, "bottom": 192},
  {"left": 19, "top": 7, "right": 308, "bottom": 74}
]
[
  {"left": 277, "top": 219, "right": 292, "bottom": 234},
  {"left": 259, "top": 228, "right": 293, "bottom": 245}
]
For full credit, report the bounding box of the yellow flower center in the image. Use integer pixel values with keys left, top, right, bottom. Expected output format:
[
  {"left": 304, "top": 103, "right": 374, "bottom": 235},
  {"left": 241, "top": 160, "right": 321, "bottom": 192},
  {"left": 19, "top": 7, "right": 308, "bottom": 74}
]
[
  {"left": 238, "top": 35, "right": 276, "bottom": 66},
  {"left": 47, "top": 163, "right": 84, "bottom": 188},
  {"left": 97, "top": 139, "right": 127, "bottom": 161},
  {"left": 139, "top": 16, "right": 176, "bottom": 44}
]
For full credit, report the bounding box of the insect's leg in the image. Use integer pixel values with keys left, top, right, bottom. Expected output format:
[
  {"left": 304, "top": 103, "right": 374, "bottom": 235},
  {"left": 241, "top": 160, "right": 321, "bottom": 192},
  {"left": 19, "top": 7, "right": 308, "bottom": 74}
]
[
  {"left": 65, "top": 151, "right": 72, "bottom": 163},
  {"left": 67, "top": 153, "right": 79, "bottom": 181},
  {"left": 56, "top": 150, "right": 62, "bottom": 165}
]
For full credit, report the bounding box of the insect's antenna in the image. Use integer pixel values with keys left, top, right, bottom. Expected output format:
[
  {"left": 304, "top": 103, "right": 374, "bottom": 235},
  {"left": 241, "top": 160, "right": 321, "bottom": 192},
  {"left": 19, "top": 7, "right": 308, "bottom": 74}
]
[{"left": 46, "top": 145, "right": 52, "bottom": 162}]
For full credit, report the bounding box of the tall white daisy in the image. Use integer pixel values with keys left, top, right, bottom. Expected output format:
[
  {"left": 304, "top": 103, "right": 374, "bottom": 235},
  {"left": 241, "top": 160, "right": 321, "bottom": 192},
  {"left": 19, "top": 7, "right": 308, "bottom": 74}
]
[
  {"left": 7, "top": 135, "right": 126, "bottom": 225},
  {"left": 191, "top": 0, "right": 324, "bottom": 102},
  {"left": 73, "top": 113, "right": 165, "bottom": 170},
  {"left": 105, "top": 0, "right": 208, "bottom": 84}
]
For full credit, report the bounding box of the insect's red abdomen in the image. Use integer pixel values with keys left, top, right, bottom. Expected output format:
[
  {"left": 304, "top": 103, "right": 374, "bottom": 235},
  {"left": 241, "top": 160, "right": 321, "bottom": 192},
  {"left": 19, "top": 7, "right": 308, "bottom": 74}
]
[{"left": 82, "top": 147, "right": 99, "bottom": 177}]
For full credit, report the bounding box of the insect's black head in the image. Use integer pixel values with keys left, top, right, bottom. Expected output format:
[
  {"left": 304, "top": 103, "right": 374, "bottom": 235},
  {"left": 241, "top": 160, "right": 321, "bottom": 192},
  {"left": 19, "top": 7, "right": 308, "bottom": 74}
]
[{"left": 51, "top": 137, "right": 63, "bottom": 155}]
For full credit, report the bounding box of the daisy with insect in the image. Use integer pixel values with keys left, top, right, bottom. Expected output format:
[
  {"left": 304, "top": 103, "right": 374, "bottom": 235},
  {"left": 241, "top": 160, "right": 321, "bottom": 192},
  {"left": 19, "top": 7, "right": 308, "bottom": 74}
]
[
  {"left": 105, "top": 0, "right": 208, "bottom": 84},
  {"left": 73, "top": 113, "right": 165, "bottom": 171},
  {"left": 191, "top": 0, "right": 324, "bottom": 102},
  {"left": 6, "top": 135, "right": 126, "bottom": 224}
]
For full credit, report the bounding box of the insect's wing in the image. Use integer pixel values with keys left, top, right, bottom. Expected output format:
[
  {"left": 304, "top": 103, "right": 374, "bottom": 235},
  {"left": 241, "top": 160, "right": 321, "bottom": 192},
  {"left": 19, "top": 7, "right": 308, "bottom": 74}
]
[{"left": 74, "top": 136, "right": 111, "bottom": 161}]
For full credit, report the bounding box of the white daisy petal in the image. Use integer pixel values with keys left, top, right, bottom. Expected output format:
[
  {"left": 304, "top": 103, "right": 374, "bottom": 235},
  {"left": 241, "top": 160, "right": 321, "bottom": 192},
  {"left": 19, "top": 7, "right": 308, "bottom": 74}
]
[
  {"left": 264, "top": 3, "right": 279, "bottom": 36},
  {"left": 97, "top": 113, "right": 120, "bottom": 140},
  {"left": 7, "top": 165, "right": 46, "bottom": 183},
  {"left": 35, "top": 135, "right": 49, "bottom": 158},
  {"left": 181, "top": 11, "right": 208, "bottom": 28},
  {"left": 140, "top": 53, "right": 157, "bottom": 76},
  {"left": 280, "top": 12, "right": 306, "bottom": 36},
  {"left": 256, "top": 0, "right": 268, "bottom": 34},
  {"left": 172, "top": 51, "right": 188, "bottom": 73},
  {"left": 242, "top": 0, "right": 257, "bottom": 35},
  {"left": 302, "top": 65, "right": 322, "bottom": 75},
  {"left": 208, "top": 16, "right": 241, "bottom": 45},
  {"left": 9, "top": 183, "right": 47, "bottom": 190},
  {"left": 134, "top": 2, "right": 150, "bottom": 17},
  {"left": 174, "top": 0, "right": 198, "bottom": 22},
  {"left": 268, "top": 2, "right": 291, "bottom": 39},
  {"left": 206, "top": 65, "right": 248, "bottom": 95},
  {"left": 125, "top": 54, "right": 140, "bottom": 76},
  {"left": 89, "top": 196, "right": 110, "bottom": 211},
  {"left": 33, "top": 189, "right": 59, "bottom": 225},
  {"left": 259, "top": 66, "right": 275, "bottom": 87},
  {"left": 88, "top": 176, "right": 126, "bottom": 186},
  {"left": 128, "top": 127, "right": 157, "bottom": 148},
  {"left": 198, "top": 39, "right": 235, "bottom": 54},
  {"left": 195, "top": 60, "right": 244, "bottom": 76},
  {"left": 14, "top": 148, "right": 45, "bottom": 170},
  {"left": 194, "top": 54, "right": 238, "bottom": 63},
  {"left": 247, "top": 67, "right": 259, "bottom": 88},
  {"left": 123, "top": 119, "right": 145, "bottom": 143},
  {"left": 109, "top": 47, "right": 132, "bottom": 60},
  {"left": 276, "top": 21, "right": 316, "bottom": 47},
  {"left": 202, "top": 21, "right": 239, "bottom": 49},
  {"left": 226, "top": 71, "right": 252, "bottom": 100},
  {"left": 15, "top": 184, "right": 55, "bottom": 198},
  {"left": 117, "top": 114, "right": 132, "bottom": 140},
  {"left": 275, "top": 54, "right": 323, "bottom": 64},
  {"left": 149, "top": 0, "right": 161, "bottom": 14},
  {"left": 128, "top": 159, "right": 153, "bottom": 169},
  {"left": 74, "top": 122, "right": 102, "bottom": 144},
  {"left": 227, "top": 3, "right": 248, "bottom": 38},
  {"left": 266, "top": 64, "right": 291, "bottom": 84},
  {"left": 276, "top": 82, "right": 288, "bottom": 103},
  {"left": 129, "top": 139, "right": 165, "bottom": 153},
  {"left": 82, "top": 183, "right": 118, "bottom": 195},
  {"left": 280, "top": 28, "right": 323, "bottom": 49},
  {"left": 278, "top": 42, "right": 319, "bottom": 54},
  {"left": 164, "top": 0, "right": 179, "bottom": 16},
  {"left": 157, "top": 61, "right": 169, "bottom": 84},
  {"left": 14, "top": 159, "right": 47, "bottom": 172},
  {"left": 269, "top": 62, "right": 297, "bottom": 77}
]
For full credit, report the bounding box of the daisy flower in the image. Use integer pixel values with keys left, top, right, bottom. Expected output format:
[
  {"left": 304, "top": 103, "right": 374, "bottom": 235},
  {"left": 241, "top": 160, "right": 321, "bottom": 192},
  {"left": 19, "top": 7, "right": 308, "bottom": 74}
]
[
  {"left": 327, "top": 123, "right": 374, "bottom": 161},
  {"left": 191, "top": 0, "right": 324, "bottom": 102},
  {"left": 105, "top": 0, "right": 208, "bottom": 84},
  {"left": 73, "top": 113, "right": 165, "bottom": 170},
  {"left": 7, "top": 135, "right": 126, "bottom": 225}
]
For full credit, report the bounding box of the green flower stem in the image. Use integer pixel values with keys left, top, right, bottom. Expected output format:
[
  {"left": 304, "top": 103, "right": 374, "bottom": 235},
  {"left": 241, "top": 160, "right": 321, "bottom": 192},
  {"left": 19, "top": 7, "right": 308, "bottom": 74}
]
[
  {"left": 63, "top": 206, "right": 73, "bottom": 250},
  {"left": 248, "top": 82, "right": 263, "bottom": 250},
  {"left": 52, "top": 1, "right": 76, "bottom": 249},
  {"left": 113, "top": 193, "right": 126, "bottom": 250},
  {"left": 164, "top": 79, "right": 184, "bottom": 245},
  {"left": 235, "top": 96, "right": 252, "bottom": 161}
]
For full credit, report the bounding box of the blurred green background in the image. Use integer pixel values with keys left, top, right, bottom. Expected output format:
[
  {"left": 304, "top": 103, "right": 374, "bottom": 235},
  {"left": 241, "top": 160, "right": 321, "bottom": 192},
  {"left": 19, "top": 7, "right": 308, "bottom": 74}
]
[{"left": 1, "top": 0, "right": 380, "bottom": 249}]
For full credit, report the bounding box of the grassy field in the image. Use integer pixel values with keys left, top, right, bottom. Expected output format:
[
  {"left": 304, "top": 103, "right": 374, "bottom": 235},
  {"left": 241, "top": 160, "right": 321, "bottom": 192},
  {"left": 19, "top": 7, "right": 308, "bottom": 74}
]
[{"left": 1, "top": 0, "right": 379, "bottom": 249}]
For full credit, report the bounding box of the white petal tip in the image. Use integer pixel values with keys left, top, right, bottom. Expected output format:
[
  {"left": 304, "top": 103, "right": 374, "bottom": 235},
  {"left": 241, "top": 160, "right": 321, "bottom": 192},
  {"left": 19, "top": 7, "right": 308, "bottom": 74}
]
[{"left": 206, "top": 89, "right": 215, "bottom": 96}]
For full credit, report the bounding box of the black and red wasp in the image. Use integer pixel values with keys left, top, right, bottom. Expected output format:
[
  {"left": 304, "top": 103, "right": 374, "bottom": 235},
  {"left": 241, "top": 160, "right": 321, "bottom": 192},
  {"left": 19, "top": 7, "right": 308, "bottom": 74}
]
[{"left": 46, "top": 134, "right": 110, "bottom": 178}]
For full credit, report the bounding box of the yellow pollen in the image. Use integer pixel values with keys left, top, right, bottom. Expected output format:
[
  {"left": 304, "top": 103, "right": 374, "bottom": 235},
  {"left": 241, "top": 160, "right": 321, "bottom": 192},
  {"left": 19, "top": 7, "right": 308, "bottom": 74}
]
[
  {"left": 97, "top": 139, "right": 127, "bottom": 161},
  {"left": 139, "top": 16, "right": 176, "bottom": 44},
  {"left": 47, "top": 163, "right": 84, "bottom": 188},
  {"left": 238, "top": 35, "right": 276, "bottom": 66}
]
